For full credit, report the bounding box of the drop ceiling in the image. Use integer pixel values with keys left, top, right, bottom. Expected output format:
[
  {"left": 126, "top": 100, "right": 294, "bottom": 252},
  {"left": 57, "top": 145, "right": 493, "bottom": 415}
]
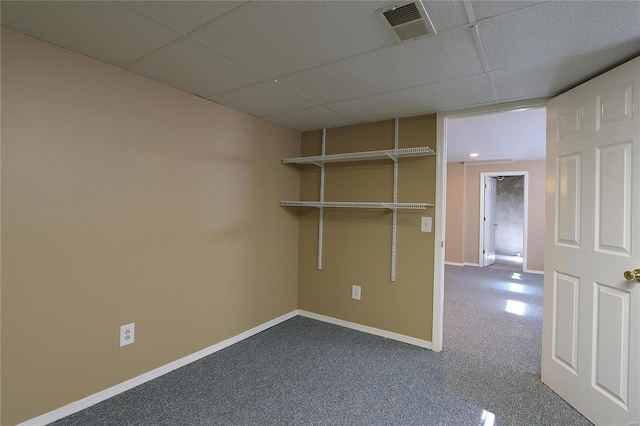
[
  {"left": 2, "top": 0, "right": 640, "bottom": 135},
  {"left": 447, "top": 107, "right": 547, "bottom": 163}
]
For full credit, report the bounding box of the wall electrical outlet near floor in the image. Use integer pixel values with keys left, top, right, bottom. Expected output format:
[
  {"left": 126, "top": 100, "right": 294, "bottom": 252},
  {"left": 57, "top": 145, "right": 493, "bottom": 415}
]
[
  {"left": 352, "top": 285, "right": 361, "bottom": 300},
  {"left": 120, "top": 323, "right": 135, "bottom": 347}
]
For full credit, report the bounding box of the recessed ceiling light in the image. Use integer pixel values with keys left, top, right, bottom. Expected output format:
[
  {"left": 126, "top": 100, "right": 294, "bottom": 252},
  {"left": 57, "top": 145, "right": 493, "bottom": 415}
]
[{"left": 469, "top": 153, "right": 479, "bottom": 157}]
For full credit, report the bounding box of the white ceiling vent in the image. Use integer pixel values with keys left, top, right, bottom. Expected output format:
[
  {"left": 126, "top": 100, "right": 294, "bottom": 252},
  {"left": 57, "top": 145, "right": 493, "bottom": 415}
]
[{"left": 377, "top": 1, "right": 437, "bottom": 43}]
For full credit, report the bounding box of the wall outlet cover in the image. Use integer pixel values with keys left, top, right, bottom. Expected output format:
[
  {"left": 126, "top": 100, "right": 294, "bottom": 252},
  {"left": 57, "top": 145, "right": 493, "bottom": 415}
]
[{"left": 120, "top": 323, "right": 135, "bottom": 347}]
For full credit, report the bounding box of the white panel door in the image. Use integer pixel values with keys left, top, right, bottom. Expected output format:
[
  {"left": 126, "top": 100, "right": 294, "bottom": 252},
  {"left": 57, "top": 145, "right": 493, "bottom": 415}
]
[
  {"left": 542, "top": 57, "right": 640, "bottom": 425},
  {"left": 483, "top": 176, "right": 497, "bottom": 267}
]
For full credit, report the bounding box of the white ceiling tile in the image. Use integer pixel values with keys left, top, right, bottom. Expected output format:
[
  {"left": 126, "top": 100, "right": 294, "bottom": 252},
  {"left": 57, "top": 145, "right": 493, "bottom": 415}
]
[
  {"left": 125, "top": 1, "right": 245, "bottom": 34},
  {"left": 418, "top": 74, "right": 497, "bottom": 111},
  {"left": 423, "top": 1, "right": 469, "bottom": 31},
  {"left": 470, "top": 1, "right": 545, "bottom": 21},
  {"left": 209, "top": 81, "right": 318, "bottom": 117},
  {"left": 479, "top": 1, "right": 640, "bottom": 70},
  {"left": 447, "top": 108, "right": 547, "bottom": 163},
  {"left": 492, "top": 43, "right": 640, "bottom": 101},
  {"left": 329, "top": 74, "right": 495, "bottom": 122},
  {"left": 277, "top": 29, "right": 484, "bottom": 104},
  {"left": 329, "top": 92, "right": 437, "bottom": 124},
  {"left": 264, "top": 106, "right": 354, "bottom": 132},
  {"left": 0, "top": 1, "right": 182, "bottom": 67},
  {"left": 127, "top": 37, "right": 263, "bottom": 98},
  {"left": 192, "top": 1, "right": 395, "bottom": 78}
]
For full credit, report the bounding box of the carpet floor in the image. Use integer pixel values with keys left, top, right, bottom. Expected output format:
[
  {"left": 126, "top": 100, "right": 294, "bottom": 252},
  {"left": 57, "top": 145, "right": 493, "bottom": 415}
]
[{"left": 52, "top": 265, "right": 591, "bottom": 425}]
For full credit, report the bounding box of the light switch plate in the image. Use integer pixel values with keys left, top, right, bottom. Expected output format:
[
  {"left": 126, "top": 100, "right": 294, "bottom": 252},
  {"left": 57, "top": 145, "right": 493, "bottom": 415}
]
[
  {"left": 421, "top": 217, "right": 432, "bottom": 233},
  {"left": 352, "top": 285, "right": 361, "bottom": 300}
]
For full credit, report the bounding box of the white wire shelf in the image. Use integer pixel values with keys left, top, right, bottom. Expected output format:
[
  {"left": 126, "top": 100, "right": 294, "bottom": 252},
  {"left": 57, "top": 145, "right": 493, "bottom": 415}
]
[
  {"left": 282, "top": 146, "right": 435, "bottom": 166},
  {"left": 282, "top": 123, "right": 435, "bottom": 281},
  {"left": 280, "top": 201, "right": 434, "bottom": 210}
]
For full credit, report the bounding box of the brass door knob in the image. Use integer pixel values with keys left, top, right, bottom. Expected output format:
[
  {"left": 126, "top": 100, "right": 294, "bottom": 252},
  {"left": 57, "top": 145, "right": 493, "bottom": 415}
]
[{"left": 623, "top": 269, "right": 640, "bottom": 281}]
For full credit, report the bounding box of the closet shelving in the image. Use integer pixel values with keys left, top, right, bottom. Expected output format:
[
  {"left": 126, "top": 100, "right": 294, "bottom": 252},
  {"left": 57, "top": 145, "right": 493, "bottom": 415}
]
[
  {"left": 281, "top": 146, "right": 435, "bottom": 166},
  {"left": 281, "top": 118, "right": 435, "bottom": 281},
  {"left": 279, "top": 201, "right": 431, "bottom": 209}
]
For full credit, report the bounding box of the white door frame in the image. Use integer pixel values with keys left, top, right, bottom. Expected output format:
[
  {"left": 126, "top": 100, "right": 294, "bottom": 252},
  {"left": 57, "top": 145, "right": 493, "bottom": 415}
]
[
  {"left": 478, "top": 171, "right": 529, "bottom": 270},
  {"left": 432, "top": 98, "right": 547, "bottom": 352}
]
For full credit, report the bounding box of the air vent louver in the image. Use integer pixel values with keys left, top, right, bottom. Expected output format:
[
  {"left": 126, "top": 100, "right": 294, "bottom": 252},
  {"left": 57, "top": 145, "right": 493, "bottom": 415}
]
[
  {"left": 382, "top": 3, "right": 422, "bottom": 26},
  {"left": 377, "top": 1, "right": 437, "bottom": 43}
]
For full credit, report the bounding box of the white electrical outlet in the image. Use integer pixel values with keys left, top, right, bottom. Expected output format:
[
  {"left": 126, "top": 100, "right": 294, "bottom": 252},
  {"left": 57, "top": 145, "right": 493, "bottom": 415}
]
[
  {"left": 352, "top": 285, "right": 361, "bottom": 300},
  {"left": 120, "top": 323, "right": 135, "bottom": 347}
]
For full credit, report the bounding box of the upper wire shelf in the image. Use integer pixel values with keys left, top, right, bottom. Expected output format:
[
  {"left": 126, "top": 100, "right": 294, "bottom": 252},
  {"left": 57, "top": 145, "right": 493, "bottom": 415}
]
[{"left": 282, "top": 146, "right": 435, "bottom": 166}]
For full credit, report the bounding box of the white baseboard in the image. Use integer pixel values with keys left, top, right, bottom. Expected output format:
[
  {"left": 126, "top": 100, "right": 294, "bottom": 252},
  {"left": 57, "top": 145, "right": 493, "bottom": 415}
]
[
  {"left": 19, "top": 310, "right": 298, "bottom": 426},
  {"left": 463, "top": 262, "right": 481, "bottom": 267},
  {"left": 20, "top": 309, "right": 431, "bottom": 425},
  {"left": 525, "top": 269, "right": 544, "bottom": 275},
  {"left": 297, "top": 310, "right": 432, "bottom": 349},
  {"left": 444, "top": 261, "right": 464, "bottom": 266}
]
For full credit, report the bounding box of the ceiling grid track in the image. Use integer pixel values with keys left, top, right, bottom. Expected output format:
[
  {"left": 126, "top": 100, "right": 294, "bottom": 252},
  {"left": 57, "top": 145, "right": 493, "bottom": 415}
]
[
  {"left": 463, "top": 0, "right": 500, "bottom": 103},
  {"left": 122, "top": 1, "right": 271, "bottom": 94}
]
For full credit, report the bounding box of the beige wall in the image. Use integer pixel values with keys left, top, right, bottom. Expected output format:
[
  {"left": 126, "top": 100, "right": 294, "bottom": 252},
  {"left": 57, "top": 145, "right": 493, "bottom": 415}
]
[
  {"left": 445, "top": 160, "right": 545, "bottom": 271},
  {"left": 445, "top": 162, "right": 465, "bottom": 264},
  {"left": 1, "top": 28, "right": 300, "bottom": 425},
  {"left": 297, "top": 116, "right": 436, "bottom": 341}
]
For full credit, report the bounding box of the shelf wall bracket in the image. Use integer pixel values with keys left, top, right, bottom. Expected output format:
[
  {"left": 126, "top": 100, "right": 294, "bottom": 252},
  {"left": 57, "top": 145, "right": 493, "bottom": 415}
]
[
  {"left": 385, "top": 151, "right": 398, "bottom": 162},
  {"left": 391, "top": 118, "right": 399, "bottom": 282},
  {"left": 317, "top": 128, "right": 326, "bottom": 270}
]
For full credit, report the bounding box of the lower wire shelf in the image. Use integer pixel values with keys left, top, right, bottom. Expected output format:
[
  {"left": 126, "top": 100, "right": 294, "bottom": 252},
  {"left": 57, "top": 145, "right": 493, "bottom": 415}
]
[{"left": 280, "top": 201, "right": 434, "bottom": 210}]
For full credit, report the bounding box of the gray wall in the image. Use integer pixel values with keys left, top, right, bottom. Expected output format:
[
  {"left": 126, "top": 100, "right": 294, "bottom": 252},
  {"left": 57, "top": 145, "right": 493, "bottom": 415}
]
[{"left": 495, "top": 175, "right": 524, "bottom": 255}]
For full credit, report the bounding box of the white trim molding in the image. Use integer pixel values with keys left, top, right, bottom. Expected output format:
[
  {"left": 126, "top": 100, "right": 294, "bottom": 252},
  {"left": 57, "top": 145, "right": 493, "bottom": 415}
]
[
  {"left": 525, "top": 269, "right": 544, "bottom": 275},
  {"left": 432, "top": 115, "right": 446, "bottom": 352},
  {"left": 298, "top": 310, "right": 432, "bottom": 349},
  {"left": 19, "top": 311, "right": 298, "bottom": 426},
  {"left": 444, "top": 261, "right": 464, "bottom": 266}
]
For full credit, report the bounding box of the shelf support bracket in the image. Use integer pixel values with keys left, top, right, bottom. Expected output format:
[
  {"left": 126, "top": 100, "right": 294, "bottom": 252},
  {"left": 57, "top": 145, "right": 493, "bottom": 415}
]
[
  {"left": 391, "top": 118, "right": 399, "bottom": 282},
  {"left": 317, "top": 128, "right": 326, "bottom": 270}
]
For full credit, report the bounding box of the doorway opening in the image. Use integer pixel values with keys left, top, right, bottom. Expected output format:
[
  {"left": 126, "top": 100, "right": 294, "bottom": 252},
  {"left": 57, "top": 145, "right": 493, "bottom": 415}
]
[
  {"left": 479, "top": 171, "right": 528, "bottom": 272},
  {"left": 432, "top": 100, "right": 547, "bottom": 352}
]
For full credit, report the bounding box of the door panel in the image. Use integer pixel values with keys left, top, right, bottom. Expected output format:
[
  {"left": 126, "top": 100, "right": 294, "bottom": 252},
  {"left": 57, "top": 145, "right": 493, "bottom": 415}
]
[
  {"left": 596, "top": 141, "right": 632, "bottom": 255},
  {"left": 597, "top": 85, "right": 633, "bottom": 128},
  {"left": 556, "top": 153, "right": 582, "bottom": 248},
  {"left": 593, "top": 283, "right": 630, "bottom": 408},
  {"left": 557, "top": 106, "right": 583, "bottom": 140},
  {"left": 543, "top": 56, "right": 640, "bottom": 425},
  {"left": 552, "top": 271, "right": 579, "bottom": 373}
]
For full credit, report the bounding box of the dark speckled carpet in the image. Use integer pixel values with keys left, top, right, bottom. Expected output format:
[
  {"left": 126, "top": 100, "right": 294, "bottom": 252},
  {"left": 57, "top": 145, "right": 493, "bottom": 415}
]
[{"left": 52, "top": 265, "right": 591, "bottom": 425}]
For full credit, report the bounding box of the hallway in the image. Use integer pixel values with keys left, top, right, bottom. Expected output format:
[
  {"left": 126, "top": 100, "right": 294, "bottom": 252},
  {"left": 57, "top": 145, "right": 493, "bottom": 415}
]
[{"left": 443, "top": 264, "right": 590, "bottom": 424}]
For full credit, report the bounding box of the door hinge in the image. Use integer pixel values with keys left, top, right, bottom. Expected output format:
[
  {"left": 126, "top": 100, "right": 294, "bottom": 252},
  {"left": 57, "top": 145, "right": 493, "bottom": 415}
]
[
  {"left": 484, "top": 217, "right": 486, "bottom": 221},
  {"left": 483, "top": 250, "right": 485, "bottom": 254},
  {"left": 484, "top": 183, "right": 487, "bottom": 189}
]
